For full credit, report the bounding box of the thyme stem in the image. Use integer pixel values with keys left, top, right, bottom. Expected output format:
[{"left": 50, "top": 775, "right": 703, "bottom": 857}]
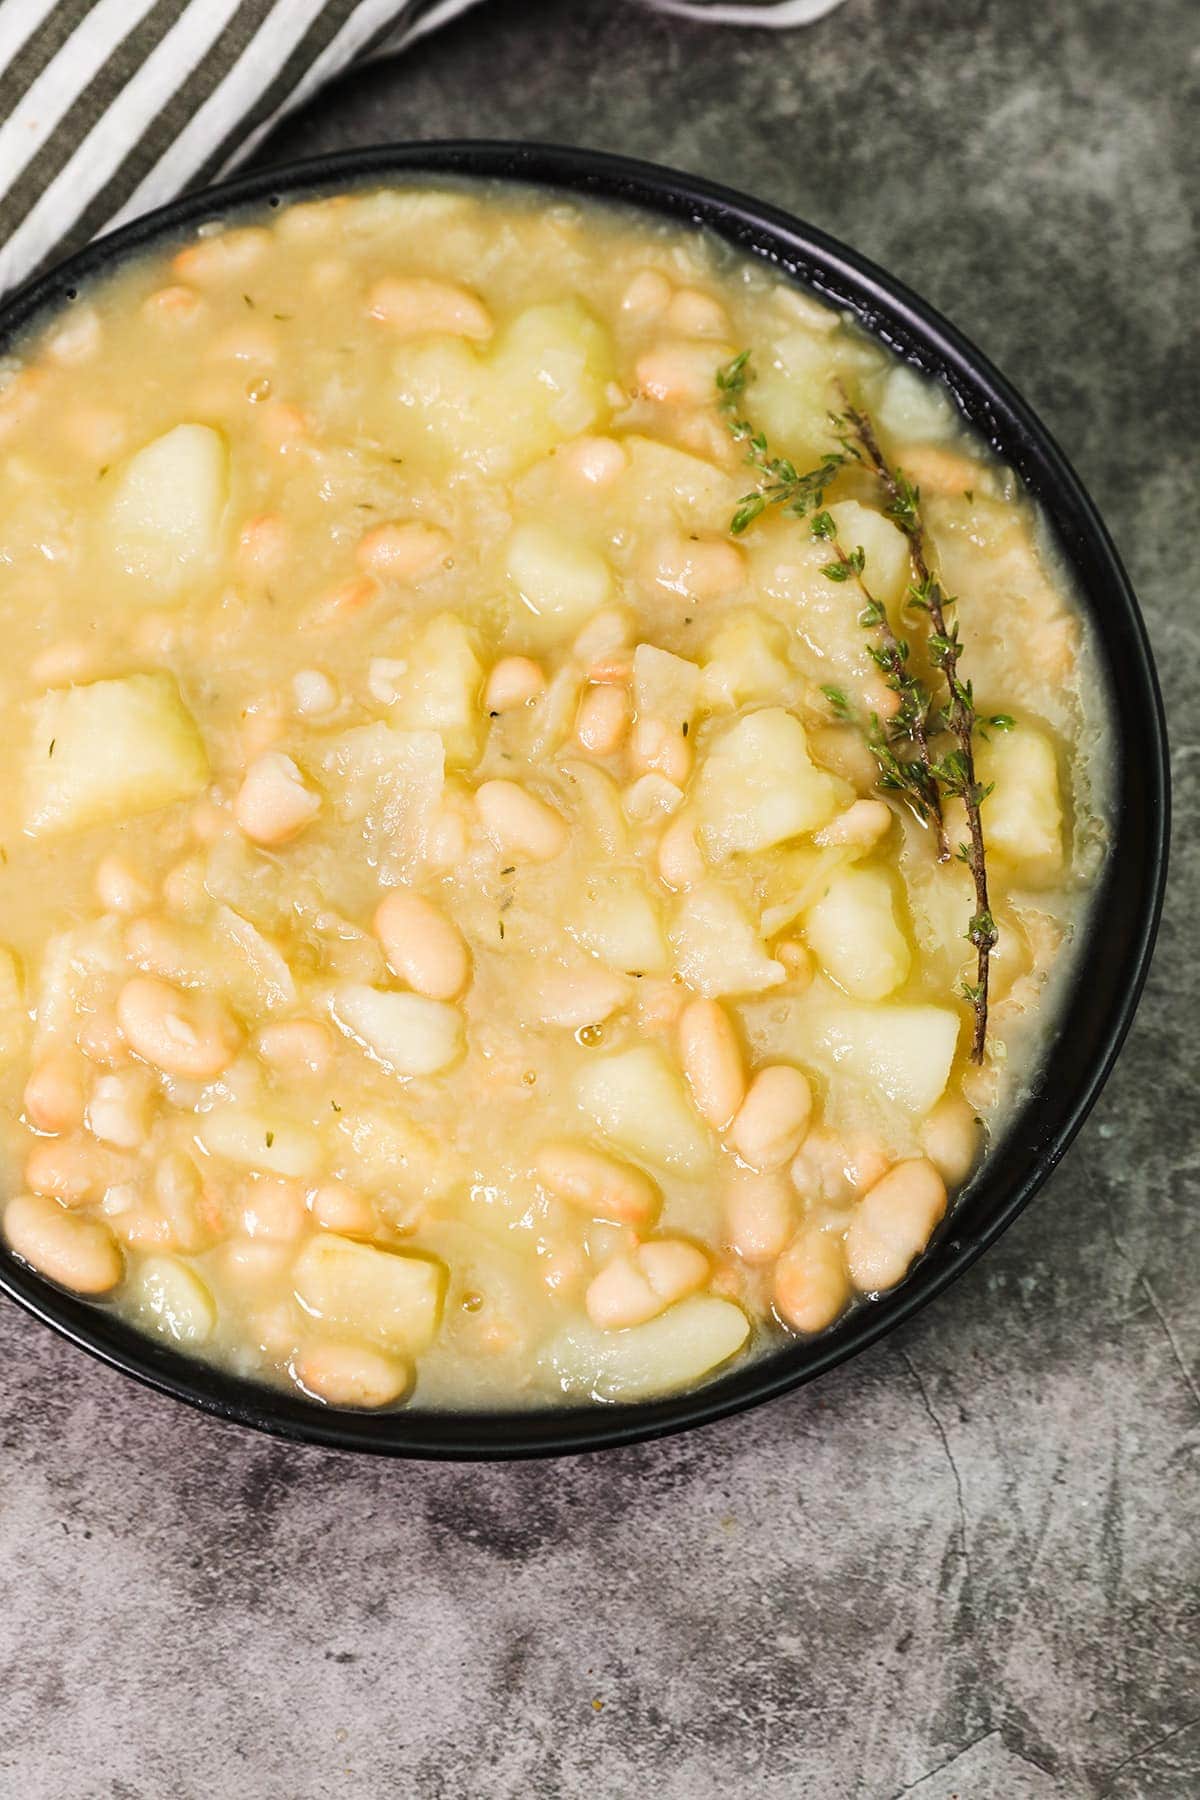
[
  {"left": 814, "top": 515, "right": 948, "bottom": 856},
  {"left": 837, "top": 392, "right": 996, "bottom": 1062}
]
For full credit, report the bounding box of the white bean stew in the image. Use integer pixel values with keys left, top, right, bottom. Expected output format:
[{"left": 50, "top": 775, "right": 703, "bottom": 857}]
[{"left": 0, "top": 185, "right": 1106, "bottom": 1409}]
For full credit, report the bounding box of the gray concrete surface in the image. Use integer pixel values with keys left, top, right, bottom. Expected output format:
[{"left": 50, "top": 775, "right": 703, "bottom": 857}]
[{"left": 2, "top": 2, "right": 1196, "bottom": 1795}]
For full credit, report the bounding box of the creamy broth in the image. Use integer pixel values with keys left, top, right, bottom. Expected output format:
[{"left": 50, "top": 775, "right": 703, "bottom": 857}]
[{"left": 0, "top": 184, "right": 1105, "bottom": 1410}]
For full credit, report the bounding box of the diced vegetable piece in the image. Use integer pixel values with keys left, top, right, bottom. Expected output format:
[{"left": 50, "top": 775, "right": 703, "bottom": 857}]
[
  {"left": 394, "top": 299, "right": 611, "bottom": 476},
  {"left": 701, "top": 611, "right": 793, "bottom": 710},
  {"left": 825, "top": 500, "right": 909, "bottom": 607},
  {"left": 392, "top": 337, "right": 483, "bottom": 466},
  {"left": 199, "top": 1108, "right": 322, "bottom": 1178},
  {"left": 670, "top": 883, "right": 785, "bottom": 998},
  {"left": 975, "top": 725, "right": 1063, "bottom": 882},
  {"left": 24, "top": 673, "right": 209, "bottom": 837},
  {"left": 333, "top": 1106, "right": 458, "bottom": 1201},
  {"left": 213, "top": 908, "right": 296, "bottom": 1015},
  {"left": 107, "top": 423, "right": 227, "bottom": 593},
  {"left": 748, "top": 331, "right": 841, "bottom": 466},
  {"left": 617, "top": 436, "right": 740, "bottom": 533},
  {"left": 568, "top": 875, "right": 669, "bottom": 974},
  {"left": 575, "top": 1046, "right": 712, "bottom": 1174},
  {"left": 506, "top": 521, "right": 613, "bottom": 646},
  {"left": 331, "top": 984, "right": 462, "bottom": 1077},
  {"left": 696, "top": 709, "right": 839, "bottom": 860},
  {"left": 0, "top": 945, "right": 25, "bottom": 1066},
  {"left": 633, "top": 644, "right": 701, "bottom": 732},
  {"left": 543, "top": 1295, "right": 750, "bottom": 1400},
  {"left": 386, "top": 613, "right": 482, "bottom": 765},
  {"left": 293, "top": 1233, "right": 444, "bottom": 1355},
  {"left": 490, "top": 300, "right": 612, "bottom": 460},
  {"left": 877, "top": 365, "right": 955, "bottom": 442},
  {"left": 319, "top": 725, "right": 444, "bottom": 879},
  {"left": 814, "top": 1003, "right": 960, "bottom": 1116},
  {"left": 804, "top": 866, "right": 911, "bottom": 1000},
  {"left": 131, "top": 1255, "right": 216, "bottom": 1346}
]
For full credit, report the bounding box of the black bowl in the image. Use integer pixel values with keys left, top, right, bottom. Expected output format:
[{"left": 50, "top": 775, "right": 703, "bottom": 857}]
[{"left": 0, "top": 142, "right": 1169, "bottom": 1459}]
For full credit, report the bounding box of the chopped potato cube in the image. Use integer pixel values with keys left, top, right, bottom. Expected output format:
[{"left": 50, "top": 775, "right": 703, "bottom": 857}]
[
  {"left": 387, "top": 613, "right": 483, "bottom": 766},
  {"left": 976, "top": 725, "right": 1063, "bottom": 883},
  {"left": 131, "top": 1255, "right": 216, "bottom": 1346},
  {"left": 568, "top": 874, "right": 669, "bottom": 975},
  {"left": 696, "top": 708, "right": 840, "bottom": 860},
  {"left": 804, "top": 866, "right": 912, "bottom": 1000},
  {"left": 331, "top": 984, "right": 462, "bottom": 1077},
  {"left": 506, "top": 522, "right": 613, "bottom": 646},
  {"left": 814, "top": 1003, "right": 960, "bottom": 1116},
  {"left": 107, "top": 423, "right": 227, "bottom": 594},
  {"left": 293, "top": 1233, "right": 444, "bottom": 1355},
  {"left": 701, "top": 611, "right": 793, "bottom": 711},
  {"left": 394, "top": 298, "right": 611, "bottom": 477},
  {"left": 544, "top": 1295, "right": 749, "bottom": 1400},
  {"left": 24, "top": 673, "right": 209, "bottom": 837},
  {"left": 633, "top": 644, "right": 701, "bottom": 731},
  {"left": 319, "top": 724, "right": 444, "bottom": 879},
  {"left": 575, "top": 1046, "right": 712, "bottom": 1173},
  {"left": 671, "top": 883, "right": 785, "bottom": 997},
  {"left": 199, "top": 1108, "right": 323, "bottom": 1179},
  {"left": 826, "top": 500, "right": 909, "bottom": 608},
  {"left": 333, "top": 1106, "right": 458, "bottom": 1202}
]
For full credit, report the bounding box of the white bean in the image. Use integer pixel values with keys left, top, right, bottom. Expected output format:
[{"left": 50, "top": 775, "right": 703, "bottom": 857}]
[
  {"left": 730, "top": 1066, "right": 813, "bottom": 1172},
  {"left": 485, "top": 656, "right": 545, "bottom": 714},
  {"left": 920, "top": 1094, "right": 982, "bottom": 1185},
  {"left": 560, "top": 435, "right": 628, "bottom": 486},
  {"left": 374, "top": 890, "right": 470, "bottom": 1001},
  {"left": 23, "top": 1053, "right": 87, "bottom": 1135},
  {"left": 294, "top": 1340, "right": 410, "bottom": 1409},
  {"left": 723, "top": 1165, "right": 793, "bottom": 1265},
  {"left": 366, "top": 276, "right": 492, "bottom": 339},
  {"left": 636, "top": 340, "right": 727, "bottom": 405},
  {"left": 239, "top": 1176, "right": 307, "bottom": 1243},
  {"left": 310, "top": 1182, "right": 375, "bottom": 1236},
  {"left": 85, "top": 1070, "right": 151, "bottom": 1150},
  {"left": 25, "top": 1137, "right": 124, "bottom": 1206},
  {"left": 116, "top": 976, "right": 239, "bottom": 1080},
  {"left": 813, "top": 799, "right": 893, "bottom": 849},
  {"left": 678, "top": 998, "right": 745, "bottom": 1129},
  {"left": 844, "top": 1158, "right": 947, "bottom": 1292},
  {"left": 356, "top": 520, "right": 450, "bottom": 581},
  {"left": 4, "top": 1193, "right": 123, "bottom": 1294},
  {"left": 576, "top": 683, "right": 630, "bottom": 755},
  {"left": 234, "top": 751, "right": 320, "bottom": 846},
  {"left": 657, "top": 813, "right": 706, "bottom": 890},
  {"left": 774, "top": 1226, "right": 850, "bottom": 1333},
  {"left": 664, "top": 288, "right": 729, "bottom": 337},
  {"left": 476, "top": 780, "right": 567, "bottom": 862},
  {"left": 586, "top": 1238, "right": 708, "bottom": 1329},
  {"left": 94, "top": 854, "right": 153, "bottom": 915},
  {"left": 621, "top": 269, "right": 672, "bottom": 318},
  {"left": 534, "top": 1142, "right": 660, "bottom": 1227},
  {"left": 256, "top": 1019, "right": 333, "bottom": 1080}
]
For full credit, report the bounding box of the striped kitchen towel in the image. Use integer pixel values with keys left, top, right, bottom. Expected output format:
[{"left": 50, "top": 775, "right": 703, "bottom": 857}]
[{"left": 0, "top": 0, "right": 845, "bottom": 297}]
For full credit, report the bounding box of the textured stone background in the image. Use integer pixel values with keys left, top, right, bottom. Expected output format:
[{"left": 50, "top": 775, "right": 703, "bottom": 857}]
[{"left": 1, "top": 2, "right": 1196, "bottom": 1795}]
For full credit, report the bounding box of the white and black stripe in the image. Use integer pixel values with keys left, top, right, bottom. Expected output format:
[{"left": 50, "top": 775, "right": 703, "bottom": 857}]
[{"left": 0, "top": 0, "right": 842, "bottom": 297}]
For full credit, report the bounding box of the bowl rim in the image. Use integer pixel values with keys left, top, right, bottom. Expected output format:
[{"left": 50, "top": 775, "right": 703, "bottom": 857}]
[{"left": 0, "top": 139, "right": 1170, "bottom": 1460}]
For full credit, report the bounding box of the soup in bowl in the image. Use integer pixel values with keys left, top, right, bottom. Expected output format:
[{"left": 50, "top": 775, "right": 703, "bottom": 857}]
[{"left": 0, "top": 151, "right": 1149, "bottom": 1443}]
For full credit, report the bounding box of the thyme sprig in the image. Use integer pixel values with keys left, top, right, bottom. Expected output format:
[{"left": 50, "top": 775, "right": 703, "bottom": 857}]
[
  {"left": 716, "top": 350, "right": 1001, "bottom": 1061},
  {"left": 810, "top": 509, "right": 948, "bottom": 856},
  {"left": 717, "top": 352, "right": 947, "bottom": 850},
  {"left": 836, "top": 393, "right": 996, "bottom": 1062}
]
